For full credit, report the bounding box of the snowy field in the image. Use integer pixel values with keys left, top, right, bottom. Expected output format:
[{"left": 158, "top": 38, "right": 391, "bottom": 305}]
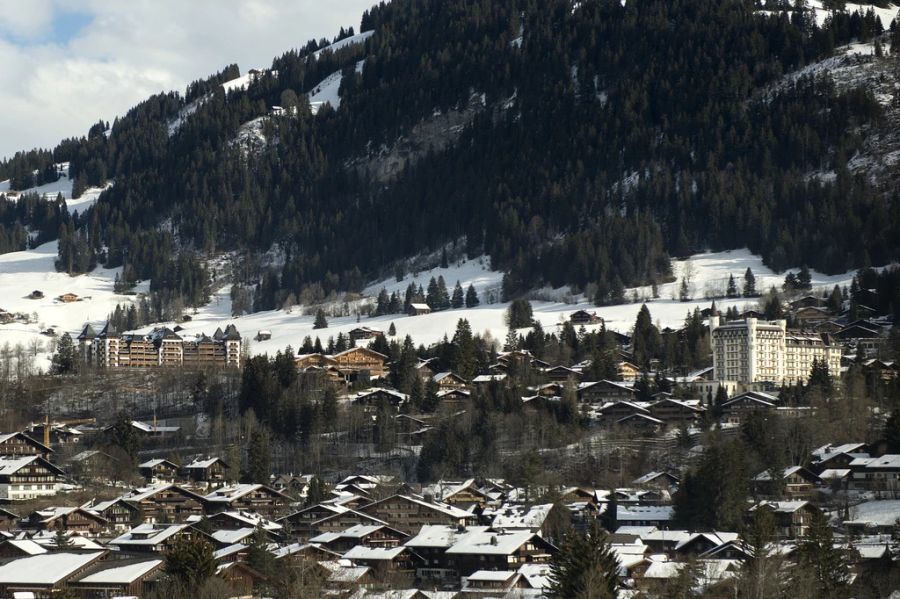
[
  {"left": 0, "top": 235, "right": 869, "bottom": 371},
  {"left": 759, "top": 1, "right": 900, "bottom": 28}
]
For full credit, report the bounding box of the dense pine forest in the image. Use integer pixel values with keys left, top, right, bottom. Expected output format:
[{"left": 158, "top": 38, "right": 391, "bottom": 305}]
[{"left": 1, "top": 0, "right": 898, "bottom": 313}]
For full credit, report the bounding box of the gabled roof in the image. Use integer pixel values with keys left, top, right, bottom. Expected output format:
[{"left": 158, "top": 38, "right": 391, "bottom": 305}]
[
  {"left": 446, "top": 529, "right": 550, "bottom": 556},
  {"left": 752, "top": 466, "right": 819, "bottom": 483},
  {"left": 0, "top": 431, "right": 53, "bottom": 454},
  {"left": 203, "top": 483, "right": 289, "bottom": 503},
  {"left": 109, "top": 523, "right": 192, "bottom": 547},
  {"left": 0, "top": 455, "right": 63, "bottom": 476},
  {"left": 74, "top": 558, "right": 163, "bottom": 584},
  {"left": 334, "top": 346, "right": 389, "bottom": 360},
  {"left": 632, "top": 471, "right": 680, "bottom": 486},
  {"left": 361, "top": 494, "right": 471, "bottom": 520},
  {"left": 185, "top": 456, "right": 228, "bottom": 470},
  {"left": 138, "top": 458, "right": 178, "bottom": 470},
  {"left": 0, "top": 551, "right": 106, "bottom": 584}
]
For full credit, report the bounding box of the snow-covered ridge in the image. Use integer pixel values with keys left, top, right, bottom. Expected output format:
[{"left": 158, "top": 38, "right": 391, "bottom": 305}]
[
  {"left": 309, "top": 60, "right": 366, "bottom": 115},
  {"left": 758, "top": 1, "right": 900, "bottom": 28},
  {"left": 312, "top": 31, "right": 374, "bottom": 59}
]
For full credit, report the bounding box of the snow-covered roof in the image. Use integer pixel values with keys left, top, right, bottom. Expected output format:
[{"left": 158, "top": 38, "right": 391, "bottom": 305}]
[
  {"left": 109, "top": 523, "right": 190, "bottom": 547},
  {"left": 466, "top": 570, "right": 517, "bottom": 582},
  {"left": 404, "top": 525, "right": 490, "bottom": 549},
  {"left": 446, "top": 530, "right": 539, "bottom": 555},
  {"left": 3, "top": 539, "right": 47, "bottom": 555},
  {"left": 490, "top": 504, "right": 553, "bottom": 530},
  {"left": 210, "top": 528, "right": 256, "bottom": 545},
  {"left": 0, "top": 552, "right": 104, "bottom": 584},
  {"left": 76, "top": 558, "right": 162, "bottom": 584},
  {"left": 343, "top": 545, "right": 407, "bottom": 561}
]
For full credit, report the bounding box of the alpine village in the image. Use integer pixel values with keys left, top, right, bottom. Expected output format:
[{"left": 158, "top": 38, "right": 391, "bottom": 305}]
[{"left": 2, "top": 1, "right": 900, "bottom": 598}]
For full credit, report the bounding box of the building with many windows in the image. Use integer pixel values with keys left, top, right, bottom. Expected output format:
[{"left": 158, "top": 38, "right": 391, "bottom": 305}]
[
  {"left": 78, "top": 323, "right": 242, "bottom": 369},
  {"left": 709, "top": 316, "right": 841, "bottom": 385}
]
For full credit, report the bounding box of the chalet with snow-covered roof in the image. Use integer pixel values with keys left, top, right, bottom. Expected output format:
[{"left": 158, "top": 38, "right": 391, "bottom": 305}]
[
  {"left": 121, "top": 484, "right": 205, "bottom": 523},
  {"left": 358, "top": 494, "right": 475, "bottom": 534},
  {"left": 0, "top": 551, "right": 107, "bottom": 597},
  {"left": 432, "top": 371, "right": 468, "bottom": 390},
  {"left": 569, "top": 310, "right": 602, "bottom": 325},
  {"left": 407, "top": 303, "right": 432, "bottom": 316},
  {"left": 138, "top": 458, "right": 179, "bottom": 483},
  {"left": 69, "top": 557, "right": 163, "bottom": 598},
  {"left": 748, "top": 501, "right": 820, "bottom": 538},
  {"left": 87, "top": 498, "right": 140, "bottom": 531},
  {"left": 109, "top": 522, "right": 204, "bottom": 553},
  {"left": 615, "top": 413, "right": 665, "bottom": 434},
  {"left": 720, "top": 391, "right": 778, "bottom": 425},
  {"left": 0, "top": 456, "right": 63, "bottom": 501},
  {"left": 794, "top": 306, "right": 832, "bottom": 325},
  {"left": 332, "top": 346, "right": 389, "bottom": 377},
  {"left": 0, "top": 431, "right": 53, "bottom": 458},
  {"left": 435, "top": 388, "right": 472, "bottom": 409},
  {"left": 310, "top": 523, "right": 408, "bottom": 553},
  {"left": 597, "top": 400, "right": 650, "bottom": 421},
  {"left": 203, "top": 484, "right": 290, "bottom": 515},
  {"left": 349, "top": 327, "right": 384, "bottom": 343},
  {"left": 444, "top": 529, "right": 556, "bottom": 577},
  {"left": 25, "top": 506, "right": 109, "bottom": 536},
  {"left": 579, "top": 380, "right": 637, "bottom": 404},
  {"left": 848, "top": 454, "right": 900, "bottom": 493},
  {"left": 354, "top": 387, "right": 409, "bottom": 409},
  {"left": 183, "top": 456, "right": 229, "bottom": 485},
  {"left": 752, "top": 466, "right": 820, "bottom": 499},
  {"left": 632, "top": 471, "right": 680, "bottom": 492},
  {"left": 545, "top": 365, "right": 583, "bottom": 382},
  {"left": 648, "top": 398, "right": 705, "bottom": 424}
]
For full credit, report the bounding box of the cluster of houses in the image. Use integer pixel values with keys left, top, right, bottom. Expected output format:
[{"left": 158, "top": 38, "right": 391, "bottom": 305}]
[{"left": 0, "top": 442, "right": 895, "bottom": 597}]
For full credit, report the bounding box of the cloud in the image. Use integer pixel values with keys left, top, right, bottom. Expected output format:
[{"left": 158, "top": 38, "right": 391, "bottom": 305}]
[{"left": 0, "top": 0, "right": 376, "bottom": 159}]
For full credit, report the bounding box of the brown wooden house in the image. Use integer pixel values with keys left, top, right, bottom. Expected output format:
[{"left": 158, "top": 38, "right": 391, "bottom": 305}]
[{"left": 122, "top": 484, "right": 206, "bottom": 523}]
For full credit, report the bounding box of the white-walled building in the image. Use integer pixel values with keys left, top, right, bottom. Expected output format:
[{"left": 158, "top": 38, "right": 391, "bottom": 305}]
[{"left": 709, "top": 316, "right": 841, "bottom": 386}]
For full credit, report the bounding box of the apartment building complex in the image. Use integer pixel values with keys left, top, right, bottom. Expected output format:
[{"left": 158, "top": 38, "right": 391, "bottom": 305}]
[
  {"left": 709, "top": 316, "right": 841, "bottom": 386},
  {"left": 78, "top": 323, "right": 242, "bottom": 369}
]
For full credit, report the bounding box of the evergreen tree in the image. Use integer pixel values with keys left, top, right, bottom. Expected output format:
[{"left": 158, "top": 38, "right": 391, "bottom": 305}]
[
  {"left": 726, "top": 274, "right": 738, "bottom": 298},
  {"left": 313, "top": 308, "right": 328, "bottom": 329},
  {"left": 743, "top": 268, "right": 757, "bottom": 297},
  {"left": 53, "top": 528, "right": 74, "bottom": 549},
  {"left": 243, "top": 430, "right": 271, "bottom": 484},
  {"left": 305, "top": 475, "right": 327, "bottom": 506},
  {"left": 388, "top": 322, "right": 397, "bottom": 336},
  {"left": 797, "top": 264, "right": 812, "bottom": 291},
  {"left": 465, "top": 283, "right": 480, "bottom": 307},
  {"left": 51, "top": 332, "right": 78, "bottom": 374},
  {"left": 884, "top": 410, "right": 900, "bottom": 453},
  {"left": 548, "top": 521, "right": 620, "bottom": 599},
  {"left": 451, "top": 280, "right": 464, "bottom": 308},
  {"left": 246, "top": 527, "right": 275, "bottom": 578},
  {"left": 506, "top": 299, "right": 534, "bottom": 329},
  {"left": 795, "top": 511, "right": 851, "bottom": 597},
  {"left": 165, "top": 536, "right": 216, "bottom": 590}
]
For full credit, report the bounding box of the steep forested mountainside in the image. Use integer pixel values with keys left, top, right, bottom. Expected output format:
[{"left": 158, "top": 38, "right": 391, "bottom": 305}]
[{"left": 1, "top": 0, "right": 899, "bottom": 315}]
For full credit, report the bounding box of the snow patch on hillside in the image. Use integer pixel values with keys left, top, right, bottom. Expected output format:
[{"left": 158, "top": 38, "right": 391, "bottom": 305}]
[
  {"left": 0, "top": 241, "right": 147, "bottom": 372},
  {"left": 117, "top": 249, "right": 862, "bottom": 363},
  {"left": 0, "top": 164, "right": 109, "bottom": 214},
  {"left": 309, "top": 60, "right": 365, "bottom": 115},
  {"left": 312, "top": 31, "right": 374, "bottom": 59}
]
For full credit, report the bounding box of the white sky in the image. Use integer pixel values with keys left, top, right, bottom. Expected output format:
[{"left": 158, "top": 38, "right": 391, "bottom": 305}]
[{"left": 0, "top": 0, "right": 376, "bottom": 160}]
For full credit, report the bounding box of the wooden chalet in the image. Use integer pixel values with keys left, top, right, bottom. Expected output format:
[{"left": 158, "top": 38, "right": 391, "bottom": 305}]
[
  {"left": 183, "top": 456, "right": 229, "bottom": 485},
  {"left": 794, "top": 306, "right": 831, "bottom": 325},
  {"left": 0, "top": 431, "right": 53, "bottom": 458},
  {"left": 87, "top": 498, "right": 141, "bottom": 531},
  {"left": 70, "top": 557, "right": 163, "bottom": 598},
  {"left": 309, "top": 523, "right": 408, "bottom": 553},
  {"left": 203, "top": 483, "right": 290, "bottom": 516},
  {"left": 357, "top": 494, "right": 474, "bottom": 534},
  {"left": 333, "top": 346, "right": 389, "bottom": 378},
  {"left": 752, "top": 466, "right": 820, "bottom": 499},
  {"left": 25, "top": 507, "right": 109, "bottom": 536},
  {"left": 569, "top": 310, "right": 602, "bottom": 325},
  {"left": 578, "top": 380, "right": 636, "bottom": 403},
  {"left": 341, "top": 545, "right": 423, "bottom": 583},
  {"left": 748, "top": 501, "right": 820, "bottom": 538},
  {"left": 720, "top": 392, "right": 778, "bottom": 425},
  {"left": 354, "top": 387, "right": 409, "bottom": 409},
  {"left": 58, "top": 293, "right": 79, "bottom": 303},
  {"left": 597, "top": 401, "right": 650, "bottom": 421},
  {"left": 0, "top": 455, "right": 64, "bottom": 501},
  {"left": 615, "top": 413, "right": 665, "bottom": 434},
  {"left": 121, "top": 484, "right": 205, "bottom": 523},
  {"left": 648, "top": 398, "right": 705, "bottom": 424},
  {"left": 349, "top": 327, "right": 384, "bottom": 343},
  {"left": 310, "top": 508, "right": 391, "bottom": 537},
  {"left": 545, "top": 365, "right": 583, "bottom": 383},
  {"left": 407, "top": 303, "right": 432, "bottom": 316},
  {"left": 137, "top": 458, "right": 179, "bottom": 483},
  {"left": 0, "top": 551, "right": 107, "bottom": 597},
  {"left": 444, "top": 529, "right": 556, "bottom": 577},
  {"left": 435, "top": 388, "right": 472, "bottom": 409},
  {"left": 109, "top": 522, "right": 207, "bottom": 553},
  {"left": 616, "top": 361, "right": 642, "bottom": 382},
  {"left": 432, "top": 371, "right": 468, "bottom": 390},
  {"left": 0, "top": 507, "right": 18, "bottom": 531}
]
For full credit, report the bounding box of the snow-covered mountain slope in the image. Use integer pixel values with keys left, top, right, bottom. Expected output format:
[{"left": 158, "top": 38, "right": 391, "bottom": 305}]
[
  {"left": 0, "top": 163, "right": 108, "bottom": 214},
  {"left": 0, "top": 241, "right": 147, "bottom": 372}
]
